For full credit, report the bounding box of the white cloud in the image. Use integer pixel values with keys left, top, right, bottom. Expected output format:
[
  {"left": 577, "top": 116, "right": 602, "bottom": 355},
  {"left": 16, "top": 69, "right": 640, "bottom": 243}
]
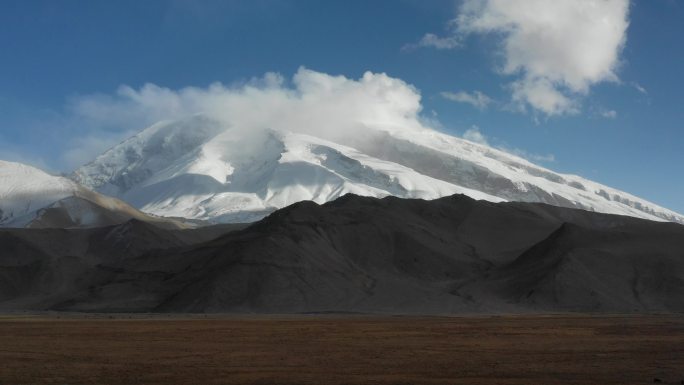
[
  {"left": 403, "top": 33, "right": 462, "bottom": 51},
  {"left": 61, "top": 131, "right": 138, "bottom": 170},
  {"left": 64, "top": 68, "right": 431, "bottom": 169},
  {"left": 50, "top": 67, "right": 565, "bottom": 172},
  {"left": 599, "top": 109, "right": 618, "bottom": 119},
  {"left": 510, "top": 77, "right": 578, "bottom": 116},
  {"left": 441, "top": 90, "right": 492, "bottom": 109},
  {"left": 73, "top": 68, "right": 426, "bottom": 134},
  {"left": 463, "top": 125, "right": 489, "bottom": 145},
  {"left": 632, "top": 82, "right": 647, "bottom": 95},
  {"left": 455, "top": 0, "right": 630, "bottom": 115},
  {"left": 63, "top": 67, "right": 565, "bottom": 175}
]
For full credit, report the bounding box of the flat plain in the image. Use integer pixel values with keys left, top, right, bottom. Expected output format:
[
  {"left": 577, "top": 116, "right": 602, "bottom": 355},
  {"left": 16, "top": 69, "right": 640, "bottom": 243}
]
[{"left": 0, "top": 314, "right": 682, "bottom": 385}]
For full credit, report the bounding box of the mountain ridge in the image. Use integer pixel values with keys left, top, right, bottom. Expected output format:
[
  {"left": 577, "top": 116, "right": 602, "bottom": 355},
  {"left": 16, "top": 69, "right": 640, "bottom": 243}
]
[
  {"left": 0, "top": 160, "right": 188, "bottom": 229},
  {"left": 71, "top": 115, "right": 684, "bottom": 225},
  {"left": 1, "top": 193, "right": 682, "bottom": 313}
]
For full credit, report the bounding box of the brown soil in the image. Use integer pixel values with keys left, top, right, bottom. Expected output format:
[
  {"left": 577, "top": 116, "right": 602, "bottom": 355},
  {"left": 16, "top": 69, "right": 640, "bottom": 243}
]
[{"left": 0, "top": 314, "right": 682, "bottom": 384}]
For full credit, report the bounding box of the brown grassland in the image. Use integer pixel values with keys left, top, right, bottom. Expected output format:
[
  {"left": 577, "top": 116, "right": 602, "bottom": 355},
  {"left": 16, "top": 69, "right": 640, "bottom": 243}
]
[{"left": 0, "top": 314, "right": 682, "bottom": 384}]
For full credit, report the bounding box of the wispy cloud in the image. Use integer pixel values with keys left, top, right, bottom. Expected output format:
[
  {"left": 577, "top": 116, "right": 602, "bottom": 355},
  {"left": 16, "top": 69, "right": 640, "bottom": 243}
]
[
  {"left": 632, "top": 82, "right": 648, "bottom": 95},
  {"left": 502, "top": 147, "right": 556, "bottom": 163},
  {"left": 402, "top": 33, "right": 461, "bottom": 51},
  {"left": 599, "top": 109, "right": 618, "bottom": 119},
  {"left": 60, "top": 130, "right": 138, "bottom": 170},
  {"left": 0, "top": 147, "right": 51, "bottom": 172},
  {"left": 463, "top": 125, "right": 489, "bottom": 145},
  {"left": 441, "top": 90, "right": 492, "bottom": 109},
  {"left": 461, "top": 125, "right": 555, "bottom": 163}
]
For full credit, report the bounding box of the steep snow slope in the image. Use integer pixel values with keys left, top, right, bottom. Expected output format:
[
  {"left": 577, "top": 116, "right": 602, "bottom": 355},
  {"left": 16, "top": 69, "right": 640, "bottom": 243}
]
[
  {"left": 72, "top": 115, "right": 684, "bottom": 224},
  {"left": 346, "top": 128, "right": 684, "bottom": 223},
  {"left": 0, "top": 160, "right": 185, "bottom": 228},
  {"left": 0, "top": 161, "right": 79, "bottom": 227}
]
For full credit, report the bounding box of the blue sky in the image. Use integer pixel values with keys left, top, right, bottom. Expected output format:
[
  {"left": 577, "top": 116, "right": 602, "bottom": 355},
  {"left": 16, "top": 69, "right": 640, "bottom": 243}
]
[{"left": 0, "top": 0, "right": 682, "bottom": 213}]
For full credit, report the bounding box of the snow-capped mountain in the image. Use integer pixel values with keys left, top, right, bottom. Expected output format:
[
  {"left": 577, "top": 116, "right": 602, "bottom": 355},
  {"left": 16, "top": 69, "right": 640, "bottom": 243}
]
[
  {"left": 0, "top": 161, "right": 79, "bottom": 227},
  {"left": 0, "top": 160, "right": 184, "bottom": 228},
  {"left": 72, "top": 115, "right": 684, "bottom": 224}
]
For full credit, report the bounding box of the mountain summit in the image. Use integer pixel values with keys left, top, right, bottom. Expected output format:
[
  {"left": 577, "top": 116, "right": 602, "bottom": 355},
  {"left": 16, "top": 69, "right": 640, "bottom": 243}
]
[{"left": 71, "top": 114, "right": 684, "bottom": 224}]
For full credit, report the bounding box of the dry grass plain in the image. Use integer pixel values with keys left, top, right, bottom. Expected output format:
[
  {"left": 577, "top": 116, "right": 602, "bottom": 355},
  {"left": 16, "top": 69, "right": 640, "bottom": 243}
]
[{"left": 0, "top": 314, "right": 683, "bottom": 385}]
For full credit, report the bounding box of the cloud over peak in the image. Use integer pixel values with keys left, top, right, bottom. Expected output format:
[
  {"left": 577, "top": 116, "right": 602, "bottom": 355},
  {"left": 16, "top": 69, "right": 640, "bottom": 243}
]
[
  {"left": 65, "top": 68, "right": 428, "bottom": 169},
  {"left": 74, "top": 67, "right": 426, "bottom": 136}
]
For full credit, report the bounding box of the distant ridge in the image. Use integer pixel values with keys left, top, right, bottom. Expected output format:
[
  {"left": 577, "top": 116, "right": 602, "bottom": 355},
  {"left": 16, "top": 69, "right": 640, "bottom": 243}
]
[{"left": 1, "top": 193, "right": 682, "bottom": 314}]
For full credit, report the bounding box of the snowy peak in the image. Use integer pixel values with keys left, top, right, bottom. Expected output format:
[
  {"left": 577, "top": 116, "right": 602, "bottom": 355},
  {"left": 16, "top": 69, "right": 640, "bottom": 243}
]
[
  {"left": 0, "top": 161, "right": 79, "bottom": 227},
  {"left": 71, "top": 115, "right": 684, "bottom": 225},
  {"left": 73, "top": 115, "right": 225, "bottom": 197},
  {"left": 73, "top": 117, "right": 503, "bottom": 223},
  {"left": 0, "top": 160, "right": 186, "bottom": 229}
]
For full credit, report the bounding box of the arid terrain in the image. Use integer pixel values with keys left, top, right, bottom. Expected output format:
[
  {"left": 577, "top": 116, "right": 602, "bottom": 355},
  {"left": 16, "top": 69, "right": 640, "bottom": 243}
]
[
  {"left": 1, "top": 314, "right": 682, "bottom": 385},
  {"left": 4, "top": 195, "right": 684, "bottom": 315}
]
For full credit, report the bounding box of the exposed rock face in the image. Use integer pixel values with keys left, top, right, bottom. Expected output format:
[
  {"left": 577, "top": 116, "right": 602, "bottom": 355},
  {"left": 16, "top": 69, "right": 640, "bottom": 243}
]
[{"left": 1, "top": 194, "right": 682, "bottom": 314}]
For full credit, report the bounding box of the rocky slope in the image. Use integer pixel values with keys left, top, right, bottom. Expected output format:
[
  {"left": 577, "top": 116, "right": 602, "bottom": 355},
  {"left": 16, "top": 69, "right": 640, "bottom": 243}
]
[{"left": 1, "top": 194, "right": 682, "bottom": 313}]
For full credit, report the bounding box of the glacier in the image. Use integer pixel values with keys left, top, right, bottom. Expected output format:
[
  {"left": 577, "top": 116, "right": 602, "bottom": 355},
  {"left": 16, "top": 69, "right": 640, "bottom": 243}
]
[{"left": 71, "top": 114, "right": 684, "bottom": 225}]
